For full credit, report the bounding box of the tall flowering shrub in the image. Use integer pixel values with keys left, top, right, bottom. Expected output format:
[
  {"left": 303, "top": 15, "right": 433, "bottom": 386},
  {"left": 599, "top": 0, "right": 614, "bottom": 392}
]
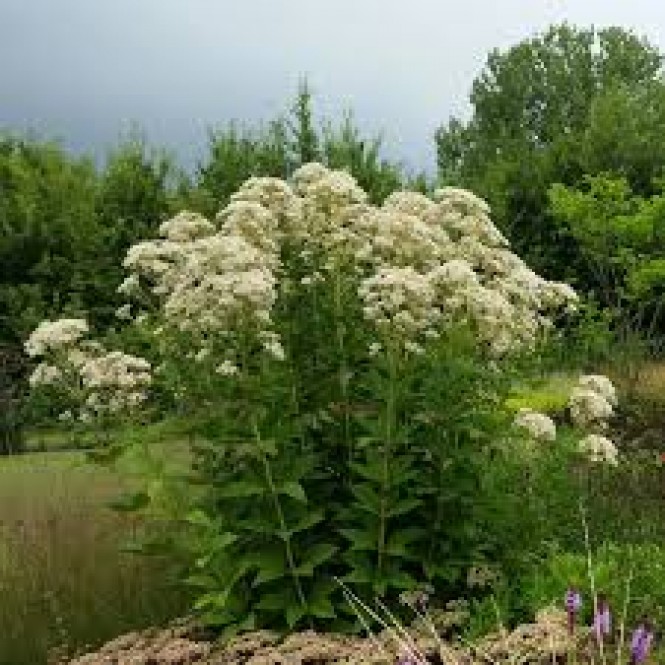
[{"left": 27, "top": 165, "right": 579, "bottom": 632}]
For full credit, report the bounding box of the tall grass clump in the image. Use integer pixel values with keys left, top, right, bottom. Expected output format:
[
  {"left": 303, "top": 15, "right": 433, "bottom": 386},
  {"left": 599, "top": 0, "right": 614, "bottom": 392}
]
[{"left": 0, "top": 451, "right": 189, "bottom": 665}]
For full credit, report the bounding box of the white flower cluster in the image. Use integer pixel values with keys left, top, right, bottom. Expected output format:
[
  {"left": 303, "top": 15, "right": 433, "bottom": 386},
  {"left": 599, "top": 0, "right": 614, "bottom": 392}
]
[
  {"left": 513, "top": 408, "right": 557, "bottom": 442},
  {"left": 567, "top": 374, "right": 619, "bottom": 465},
  {"left": 578, "top": 374, "right": 618, "bottom": 407},
  {"left": 358, "top": 267, "right": 439, "bottom": 354},
  {"left": 158, "top": 211, "right": 215, "bottom": 243},
  {"left": 28, "top": 362, "right": 62, "bottom": 388},
  {"left": 80, "top": 351, "right": 152, "bottom": 416},
  {"left": 113, "top": 164, "right": 578, "bottom": 369},
  {"left": 568, "top": 374, "right": 616, "bottom": 430},
  {"left": 25, "top": 317, "right": 152, "bottom": 419},
  {"left": 569, "top": 388, "right": 614, "bottom": 429},
  {"left": 579, "top": 434, "right": 619, "bottom": 466},
  {"left": 25, "top": 319, "right": 89, "bottom": 358},
  {"left": 230, "top": 176, "right": 302, "bottom": 231},
  {"left": 354, "top": 176, "right": 576, "bottom": 355},
  {"left": 120, "top": 191, "right": 288, "bottom": 370},
  {"left": 354, "top": 208, "right": 452, "bottom": 271}
]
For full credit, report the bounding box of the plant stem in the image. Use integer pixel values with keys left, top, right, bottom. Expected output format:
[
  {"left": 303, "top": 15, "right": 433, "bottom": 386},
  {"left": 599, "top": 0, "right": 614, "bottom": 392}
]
[
  {"left": 377, "top": 345, "right": 396, "bottom": 575},
  {"left": 334, "top": 273, "right": 352, "bottom": 465},
  {"left": 253, "top": 419, "right": 309, "bottom": 624},
  {"left": 581, "top": 500, "right": 603, "bottom": 665},
  {"left": 616, "top": 546, "right": 634, "bottom": 665}
]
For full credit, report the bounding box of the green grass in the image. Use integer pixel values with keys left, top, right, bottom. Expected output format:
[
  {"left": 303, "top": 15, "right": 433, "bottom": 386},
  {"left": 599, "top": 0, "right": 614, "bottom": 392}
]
[
  {"left": 505, "top": 373, "right": 578, "bottom": 414},
  {"left": 0, "top": 448, "right": 190, "bottom": 665}
]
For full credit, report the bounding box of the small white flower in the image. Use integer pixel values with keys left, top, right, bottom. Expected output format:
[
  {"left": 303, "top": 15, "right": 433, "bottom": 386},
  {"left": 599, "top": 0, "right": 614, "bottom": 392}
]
[
  {"left": 578, "top": 375, "right": 617, "bottom": 407},
  {"left": 215, "top": 360, "right": 239, "bottom": 377},
  {"left": 368, "top": 342, "right": 382, "bottom": 357},
  {"left": 115, "top": 303, "right": 132, "bottom": 320},
  {"left": 569, "top": 388, "right": 613, "bottom": 429},
  {"left": 579, "top": 434, "right": 618, "bottom": 465},
  {"left": 513, "top": 408, "right": 556, "bottom": 442},
  {"left": 195, "top": 347, "right": 211, "bottom": 362}
]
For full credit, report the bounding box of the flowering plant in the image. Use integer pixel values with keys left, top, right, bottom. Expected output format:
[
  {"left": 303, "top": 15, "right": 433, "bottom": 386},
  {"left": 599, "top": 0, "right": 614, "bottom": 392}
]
[{"left": 26, "top": 165, "right": 582, "bottom": 633}]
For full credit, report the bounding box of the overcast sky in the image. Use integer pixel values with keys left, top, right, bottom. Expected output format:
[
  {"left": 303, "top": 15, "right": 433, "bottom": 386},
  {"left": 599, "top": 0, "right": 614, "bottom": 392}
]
[{"left": 2, "top": 0, "right": 665, "bottom": 173}]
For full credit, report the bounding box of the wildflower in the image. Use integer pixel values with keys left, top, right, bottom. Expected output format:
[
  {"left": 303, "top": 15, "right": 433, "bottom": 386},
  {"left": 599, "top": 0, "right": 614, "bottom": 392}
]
[
  {"left": 117, "top": 274, "right": 140, "bottom": 296},
  {"left": 630, "top": 618, "right": 654, "bottom": 665},
  {"left": 25, "top": 318, "right": 89, "bottom": 357},
  {"left": 565, "top": 586, "right": 582, "bottom": 635},
  {"left": 115, "top": 303, "right": 132, "bottom": 320},
  {"left": 569, "top": 388, "right": 614, "bottom": 430},
  {"left": 194, "top": 347, "right": 211, "bottom": 363},
  {"left": 579, "top": 434, "right": 619, "bottom": 466},
  {"left": 593, "top": 594, "right": 612, "bottom": 644},
  {"left": 513, "top": 408, "right": 556, "bottom": 442},
  {"left": 578, "top": 374, "right": 618, "bottom": 407},
  {"left": 368, "top": 342, "right": 382, "bottom": 357},
  {"left": 159, "top": 211, "right": 215, "bottom": 243},
  {"left": 215, "top": 360, "right": 239, "bottom": 377},
  {"left": 28, "top": 363, "right": 62, "bottom": 387}
]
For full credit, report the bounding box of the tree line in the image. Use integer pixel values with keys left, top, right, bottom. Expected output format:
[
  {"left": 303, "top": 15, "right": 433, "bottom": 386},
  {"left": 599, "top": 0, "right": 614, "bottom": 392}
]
[{"left": 4, "top": 24, "right": 665, "bottom": 449}]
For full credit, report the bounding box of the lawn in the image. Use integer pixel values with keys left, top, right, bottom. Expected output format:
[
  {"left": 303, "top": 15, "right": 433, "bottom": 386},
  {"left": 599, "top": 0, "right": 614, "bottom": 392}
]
[{"left": 0, "top": 448, "right": 189, "bottom": 665}]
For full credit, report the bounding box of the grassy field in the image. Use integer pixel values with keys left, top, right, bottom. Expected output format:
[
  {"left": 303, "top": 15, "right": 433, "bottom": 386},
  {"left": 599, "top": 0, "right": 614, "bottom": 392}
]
[{"left": 0, "top": 449, "right": 190, "bottom": 665}]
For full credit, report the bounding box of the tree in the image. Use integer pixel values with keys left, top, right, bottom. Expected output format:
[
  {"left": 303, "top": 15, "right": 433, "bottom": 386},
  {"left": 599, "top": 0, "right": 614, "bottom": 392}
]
[
  {"left": 548, "top": 174, "right": 665, "bottom": 335},
  {"left": 321, "top": 112, "right": 402, "bottom": 203},
  {"left": 0, "top": 136, "right": 101, "bottom": 343},
  {"left": 289, "top": 78, "right": 320, "bottom": 166},
  {"left": 435, "top": 24, "right": 664, "bottom": 280},
  {"left": 97, "top": 133, "right": 175, "bottom": 255},
  {"left": 196, "top": 83, "right": 405, "bottom": 214},
  {"left": 195, "top": 120, "right": 290, "bottom": 217}
]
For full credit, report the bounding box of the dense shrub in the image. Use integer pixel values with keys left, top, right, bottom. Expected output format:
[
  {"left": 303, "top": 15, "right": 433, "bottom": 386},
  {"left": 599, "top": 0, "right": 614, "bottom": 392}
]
[{"left": 25, "top": 164, "right": 595, "bottom": 634}]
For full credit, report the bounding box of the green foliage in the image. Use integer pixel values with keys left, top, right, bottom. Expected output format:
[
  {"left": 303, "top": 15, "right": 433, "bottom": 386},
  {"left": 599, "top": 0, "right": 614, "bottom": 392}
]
[
  {"left": 436, "top": 23, "right": 665, "bottom": 291},
  {"left": 321, "top": 113, "right": 403, "bottom": 204},
  {"left": 548, "top": 175, "right": 665, "bottom": 333},
  {"left": 521, "top": 543, "right": 665, "bottom": 627},
  {"left": 195, "top": 120, "right": 290, "bottom": 217},
  {"left": 194, "top": 80, "right": 404, "bottom": 216},
  {"left": 0, "top": 136, "right": 102, "bottom": 342}
]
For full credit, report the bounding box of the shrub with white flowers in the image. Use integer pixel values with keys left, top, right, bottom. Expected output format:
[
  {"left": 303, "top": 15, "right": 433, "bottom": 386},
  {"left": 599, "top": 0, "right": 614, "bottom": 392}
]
[
  {"left": 26, "top": 164, "right": 584, "bottom": 633},
  {"left": 25, "top": 318, "right": 152, "bottom": 423}
]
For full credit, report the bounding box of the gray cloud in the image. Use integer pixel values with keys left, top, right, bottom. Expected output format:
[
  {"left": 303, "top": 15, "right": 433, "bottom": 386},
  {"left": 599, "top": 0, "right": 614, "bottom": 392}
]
[{"left": 2, "top": 0, "right": 665, "bottom": 173}]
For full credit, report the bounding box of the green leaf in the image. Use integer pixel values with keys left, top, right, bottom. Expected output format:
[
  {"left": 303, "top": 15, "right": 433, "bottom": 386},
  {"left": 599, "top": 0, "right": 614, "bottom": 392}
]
[
  {"left": 248, "top": 549, "right": 287, "bottom": 586},
  {"left": 279, "top": 481, "right": 307, "bottom": 503},
  {"left": 386, "top": 497, "right": 421, "bottom": 518},
  {"left": 287, "top": 509, "right": 325, "bottom": 536},
  {"left": 216, "top": 480, "right": 266, "bottom": 499},
  {"left": 339, "top": 528, "right": 377, "bottom": 552},
  {"left": 295, "top": 543, "right": 338, "bottom": 575},
  {"left": 286, "top": 603, "right": 306, "bottom": 628},
  {"left": 194, "top": 588, "right": 233, "bottom": 612},
  {"left": 256, "top": 591, "right": 289, "bottom": 611},
  {"left": 386, "top": 528, "right": 426, "bottom": 557},
  {"left": 308, "top": 597, "right": 336, "bottom": 619},
  {"left": 185, "top": 573, "right": 219, "bottom": 589},
  {"left": 350, "top": 484, "right": 381, "bottom": 514},
  {"left": 211, "top": 532, "right": 239, "bottom": 552}
]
